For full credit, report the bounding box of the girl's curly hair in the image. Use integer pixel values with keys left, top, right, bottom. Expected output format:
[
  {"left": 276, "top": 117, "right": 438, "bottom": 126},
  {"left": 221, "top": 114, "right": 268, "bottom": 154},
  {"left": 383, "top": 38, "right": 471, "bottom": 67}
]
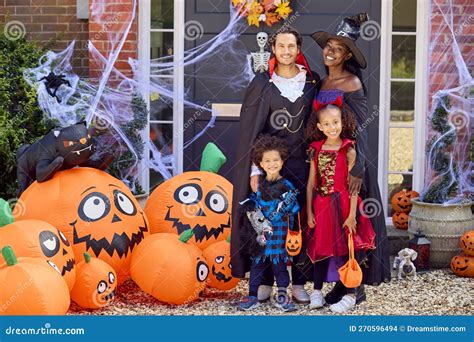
[
  {"left": 251, "top": 134, "right": 289, "bottom": 166},
  {"left": 305, "top": 103, "right": 357, "bottom": 142}
]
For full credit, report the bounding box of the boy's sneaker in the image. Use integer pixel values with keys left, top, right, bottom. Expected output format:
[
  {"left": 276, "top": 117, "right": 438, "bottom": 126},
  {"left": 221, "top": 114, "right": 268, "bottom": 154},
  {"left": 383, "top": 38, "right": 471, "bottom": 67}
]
[
  {"left": 238, "top": 296, "right": 261, "bottom": 311},
  {"left": 329, "top": 294, "right": 356, "bottom": 313},
  {"left": 309, "top": 290, "right": 326, "bottom": 309},
  {"left": 257, "top": 285, "right": 272, "bottom": 303},
  {"left": 292, "top": 285, "right": 310, "bottom": 304},
  {"left": 272, "top": 294, "right": 297, "bottom": 312}
]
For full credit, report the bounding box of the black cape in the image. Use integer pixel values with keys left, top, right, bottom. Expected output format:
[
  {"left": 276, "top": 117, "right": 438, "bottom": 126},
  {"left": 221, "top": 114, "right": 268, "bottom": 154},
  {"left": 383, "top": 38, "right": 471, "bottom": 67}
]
[
  {"left": 345, "top": 89, "right": 391, "bottom": 285},
  {"left": 230, "top": 70, "right": 319, "bottom": 278}
]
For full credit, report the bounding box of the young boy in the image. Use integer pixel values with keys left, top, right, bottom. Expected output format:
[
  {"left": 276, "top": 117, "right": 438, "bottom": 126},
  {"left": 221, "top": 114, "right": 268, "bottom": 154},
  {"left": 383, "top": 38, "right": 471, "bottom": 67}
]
[{"left": 238, "top": 135, "right": 300, "bottom": 312}]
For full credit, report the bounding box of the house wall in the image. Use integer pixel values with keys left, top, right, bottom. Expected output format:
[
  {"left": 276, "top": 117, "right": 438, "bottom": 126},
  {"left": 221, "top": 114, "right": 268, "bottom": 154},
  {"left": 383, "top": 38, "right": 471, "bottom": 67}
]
[{"left": 0, "top": 0, "right": 89, "bottom": 76}]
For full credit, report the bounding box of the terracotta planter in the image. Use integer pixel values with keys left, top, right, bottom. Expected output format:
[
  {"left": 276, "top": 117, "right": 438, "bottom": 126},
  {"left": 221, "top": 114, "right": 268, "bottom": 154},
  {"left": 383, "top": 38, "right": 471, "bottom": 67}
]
[{"left": 408, "top": 198, "right": 474, "bottom": 268}]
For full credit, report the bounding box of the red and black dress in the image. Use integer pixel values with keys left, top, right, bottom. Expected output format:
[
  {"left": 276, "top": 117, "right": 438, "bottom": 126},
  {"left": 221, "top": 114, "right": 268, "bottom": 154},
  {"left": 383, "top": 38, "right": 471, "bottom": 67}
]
[{"left": 306, "top": 138, "right": 375, "bottom": 266}]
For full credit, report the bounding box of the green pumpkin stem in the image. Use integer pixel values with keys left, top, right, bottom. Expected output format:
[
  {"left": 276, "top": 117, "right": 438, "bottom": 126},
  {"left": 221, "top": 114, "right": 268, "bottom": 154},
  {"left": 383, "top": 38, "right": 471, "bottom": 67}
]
[
  {"left": 2, "top": 246, "right": 18, "bottom": 266},
  {"left": 84, "top": 252, "right": 91, "bottom": 263},
  {"left": 0, "top": 198, "right": 14, "bottom": 228},
  {"left": 226, "top": 235, "right": 231, "bottom": 243},
  {"left": 179, "top": 229, "right": 194, "bottom": 243},
  {"left": 200, "top": 142, "right": 226, "bottom": 173}
]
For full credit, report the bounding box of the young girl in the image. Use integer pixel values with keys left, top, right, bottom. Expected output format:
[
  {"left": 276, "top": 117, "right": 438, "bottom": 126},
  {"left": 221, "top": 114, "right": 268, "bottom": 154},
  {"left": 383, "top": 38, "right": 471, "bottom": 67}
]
[
  {"left": 238, "top": 135, "right": 300, "bottom": 312},
  {"left": 305, "top": 103, "right": 375, "bottom": 313}
]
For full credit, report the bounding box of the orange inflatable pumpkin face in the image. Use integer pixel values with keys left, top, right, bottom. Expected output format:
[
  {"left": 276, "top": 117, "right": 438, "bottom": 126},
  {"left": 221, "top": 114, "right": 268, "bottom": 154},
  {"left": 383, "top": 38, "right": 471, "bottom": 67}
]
[
  {"left": 392, "top": 212, "right": 409, "bottom": 230},
  {"left": 144, "top": 171, "right": 232, "bottom": 250},
  {"left": 71, "top": 253, "right": 117, "bottom": 309},
  {"left": 203, "top": 239, "right": 239, "bottom": 291},
  {"left": 450, "top": 254, "right": 474, "bottom": 277},
  {"left": 0, "top": 219, "right": 75, "bottom": 290},
  {"left": 391, "top": 189, "right": 419, "bottom": 213},
  {"left": 460, "top": 231, "right": 474, "bottom": 256},
  {"left": 17, "top": 168, "right": 149, "bottom": 283}
]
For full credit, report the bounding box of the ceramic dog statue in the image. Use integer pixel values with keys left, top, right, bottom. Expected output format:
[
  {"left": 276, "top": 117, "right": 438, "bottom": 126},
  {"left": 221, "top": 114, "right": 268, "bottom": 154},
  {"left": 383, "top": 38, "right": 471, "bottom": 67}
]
[{"left": 393, "top": 248, "right": 418, "bottom": 280}]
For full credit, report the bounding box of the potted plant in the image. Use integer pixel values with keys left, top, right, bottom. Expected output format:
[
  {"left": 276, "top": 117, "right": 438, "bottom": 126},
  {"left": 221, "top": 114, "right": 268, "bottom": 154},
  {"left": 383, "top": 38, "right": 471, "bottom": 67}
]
[{"left": 409, "top": 91, "right": 473, "bottom": 268}]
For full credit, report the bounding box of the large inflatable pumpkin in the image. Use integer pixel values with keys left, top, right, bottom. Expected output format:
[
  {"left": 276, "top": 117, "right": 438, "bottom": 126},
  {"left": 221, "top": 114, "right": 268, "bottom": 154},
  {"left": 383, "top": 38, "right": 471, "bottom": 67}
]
[
  {"left": 0, "top": 246, "right": 70, "bottom": 315},
  {"left": 130, "top": 230, "right": 209, "bottom": 305},
  {"left": 16, "top": 167, "right": 149, "bottom": 284},
  {"left": 71, "top": 252, "right": 117, "bottom": 309},
  {"left": 0, "top": 219, "right": 76, "bottom": 290},
  {"left": 459, "top": 230, "right": 474, "bottom": 256},
  {"left": 202, "top": 237, "right": 239, "bottom": 291},
  {"left": 145, "top": 143, "right": 232, "bottom": 250}
]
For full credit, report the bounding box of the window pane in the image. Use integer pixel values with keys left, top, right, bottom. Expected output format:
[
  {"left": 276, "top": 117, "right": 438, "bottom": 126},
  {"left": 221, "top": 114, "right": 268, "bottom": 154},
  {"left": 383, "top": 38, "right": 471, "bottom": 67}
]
[
  {"left": 150, "top": 78, "right": 173, "bottom": 121},
  {"left": 387, "top": 174, "right": 414, "bottom": 216},
  {"left": 389, "top": 127, "right": 414, "bottom": 173},
  {"left": 391, "top": 35, "right": 416, "bottom": 78},
  {"left": 150, "top": 123, "right": 173, "bottom": 155},
  {"left": 150, "top": 169, "right": 166, "bottom": 191},
  {"left": 390, "top": 81, "right": 414, "bottom": 122},
  {"left": 393, "top": 0, "right": 417, "bottom": 32},
  {"left": 151, "top": 0, "right": 174, "bottom": 29},
  {"left": 150, "top": 32, "right": 174, "bottom": 59}
]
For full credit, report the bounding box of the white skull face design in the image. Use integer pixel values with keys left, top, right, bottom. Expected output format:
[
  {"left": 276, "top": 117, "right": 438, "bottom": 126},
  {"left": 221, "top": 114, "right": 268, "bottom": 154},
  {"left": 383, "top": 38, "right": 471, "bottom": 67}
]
[{"left": 256, "top": 32, "right": 268, "bottom": 49}]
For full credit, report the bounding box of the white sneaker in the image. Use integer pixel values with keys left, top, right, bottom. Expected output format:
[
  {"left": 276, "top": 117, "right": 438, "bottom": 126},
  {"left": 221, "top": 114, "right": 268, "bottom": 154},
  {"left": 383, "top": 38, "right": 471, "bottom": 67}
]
[
  {"left": 309, "top": 290, "right": 326, "bottom": 309},
  {"left": 292, "top": 285, "right": 310, "bottom": 304},
  {"left": 257, "top": 285, "right": 272, "bottom": 302},
  {"left": 329, "top": 295, "right": 356, "bottom": 313}
]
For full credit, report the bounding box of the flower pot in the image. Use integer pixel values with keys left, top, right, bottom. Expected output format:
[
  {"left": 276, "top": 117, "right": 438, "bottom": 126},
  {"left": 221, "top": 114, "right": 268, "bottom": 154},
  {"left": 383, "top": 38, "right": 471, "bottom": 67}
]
[{"left": 408, "top": 198, "right": 474, "bottom": 268}]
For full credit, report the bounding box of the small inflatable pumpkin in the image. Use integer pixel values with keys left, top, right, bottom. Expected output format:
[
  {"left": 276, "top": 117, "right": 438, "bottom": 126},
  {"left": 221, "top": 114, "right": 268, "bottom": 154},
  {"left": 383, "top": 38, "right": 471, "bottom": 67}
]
[
  {"left": 203, "top": 237, "right": 239, "bottom": 291},
  {"left": 16, "top": 167, "right": 149, "bottom": 284},
  {"left": 131, "top": 230, "right": 209, "bottom": 305},
  {"left": 391, "top": 189, "right": 419, "bottom": 213},
  {"left": 71, "top": 252, "right": 117, "bottom": 309},
  {"left": 459, "top": 230, "right": 474, "bottom": 256},
  {"left": 0, "top": 219, "right": 76, "bottom": 290},
  {"left": 450, "top": 254, "right": 474, "bottom": 278},
  {"left": 145, "top": 143, "right": 232, "bottom": 250},
  {"left": 392, "top": 212, "right": 409, "bottom": 230},
  {"left": 0, "top": 246, "right": 70, "bottom": 315}
]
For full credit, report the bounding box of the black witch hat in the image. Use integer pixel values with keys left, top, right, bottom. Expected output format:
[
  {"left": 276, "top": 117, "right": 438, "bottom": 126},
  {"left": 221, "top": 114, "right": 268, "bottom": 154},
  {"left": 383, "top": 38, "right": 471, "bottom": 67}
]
[{"left": 311, "top": 13, "right": 369, "bottom": 69}]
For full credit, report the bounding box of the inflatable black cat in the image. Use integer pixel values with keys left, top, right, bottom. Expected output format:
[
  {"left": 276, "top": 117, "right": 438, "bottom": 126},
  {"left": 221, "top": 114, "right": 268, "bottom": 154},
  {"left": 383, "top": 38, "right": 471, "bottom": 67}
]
[{"left": 16, "top": 122, "right": 112, "bottom": 193}]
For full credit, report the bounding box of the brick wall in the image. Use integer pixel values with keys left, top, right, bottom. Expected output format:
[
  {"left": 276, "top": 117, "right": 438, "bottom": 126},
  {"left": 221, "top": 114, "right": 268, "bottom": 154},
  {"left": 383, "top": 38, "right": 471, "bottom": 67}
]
[
  {"left": 0, "top": 0, "right": 89, "bottom": 76},
  {"left": 428, "top": 0, "right": 473, "bottom": 100},
  {"left": 88, "top": 0, "right": 138, "bottom": 78}
]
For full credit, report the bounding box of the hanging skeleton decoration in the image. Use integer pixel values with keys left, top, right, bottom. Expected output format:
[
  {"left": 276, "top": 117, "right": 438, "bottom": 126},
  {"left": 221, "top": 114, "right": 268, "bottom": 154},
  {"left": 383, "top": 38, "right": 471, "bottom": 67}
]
[{"left": 248, "top": 32, "right": 271, "bottom": 74}]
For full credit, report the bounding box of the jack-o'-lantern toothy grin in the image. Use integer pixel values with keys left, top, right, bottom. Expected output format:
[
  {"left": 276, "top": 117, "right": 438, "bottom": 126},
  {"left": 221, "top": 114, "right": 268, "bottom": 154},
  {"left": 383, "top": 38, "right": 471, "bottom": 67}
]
[
  {"left": 165, "top": 206, "right": 231, "bottom": 243},
  {"left": 71, "top": 213, "right": 148, "bottom": 258},
  {"left": 212, "top": 264, "right": 233, "bottom": 282}
]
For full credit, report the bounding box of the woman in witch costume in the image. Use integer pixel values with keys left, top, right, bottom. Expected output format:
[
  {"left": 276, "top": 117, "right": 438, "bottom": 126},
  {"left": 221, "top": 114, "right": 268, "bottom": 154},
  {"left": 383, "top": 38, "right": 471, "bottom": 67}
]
[
  {"left": 309, "top": 13, "right": 391, "bottom": 304},
  {"left": 231, "top": 26, "right": 320, "bottom": 304}
]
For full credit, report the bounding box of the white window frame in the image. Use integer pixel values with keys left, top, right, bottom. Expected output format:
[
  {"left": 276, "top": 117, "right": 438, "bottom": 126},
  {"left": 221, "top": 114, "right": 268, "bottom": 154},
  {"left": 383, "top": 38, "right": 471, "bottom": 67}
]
[
  {"left": 138, "top": 0, "right": 185, "bottom": 195},
  {"left": 378, "top": 0, "right": 430, "bottom": 224}
]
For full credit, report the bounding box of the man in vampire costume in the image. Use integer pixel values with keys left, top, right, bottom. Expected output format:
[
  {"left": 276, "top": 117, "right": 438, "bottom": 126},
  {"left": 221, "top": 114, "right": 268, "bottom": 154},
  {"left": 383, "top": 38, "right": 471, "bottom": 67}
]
[{"left": 231, "top": 26, "right": 320, "bottom": 304}]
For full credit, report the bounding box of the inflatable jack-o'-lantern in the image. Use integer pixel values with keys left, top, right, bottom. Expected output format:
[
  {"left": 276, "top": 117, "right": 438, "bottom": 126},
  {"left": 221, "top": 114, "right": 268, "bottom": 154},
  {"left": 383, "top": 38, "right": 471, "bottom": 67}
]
[
  {"left": 0, "top": 219, "right": 76, "bottom": 290},
  {"left": 203, "top": 236, "right": 239, "bottom": 290},
  {"left": 131, "top": 230, "right": 209, "bottom": 305},
  {"left": 145, "top": 143, "right": 232, "bottom": 250},
  {"left": 0, "top": 246, "right": 70, "bottom": 315},
  {"left": 391, "top": 189, "right": 419, "bottom": 213},
  {"left": 71, "top": 252, "right": 117, "bottom": 309},
  {"left": 450, "top": 254, "right": 474, "bottom": 278},
  {"left": 459, "top": 230, "right": 474, "bottom": 256},
  {"left": 16, "top": 167, "right": 149, "bottom": 284},
  {"left": 392, "top": 212, "right": 409, "bottom": 230}
]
